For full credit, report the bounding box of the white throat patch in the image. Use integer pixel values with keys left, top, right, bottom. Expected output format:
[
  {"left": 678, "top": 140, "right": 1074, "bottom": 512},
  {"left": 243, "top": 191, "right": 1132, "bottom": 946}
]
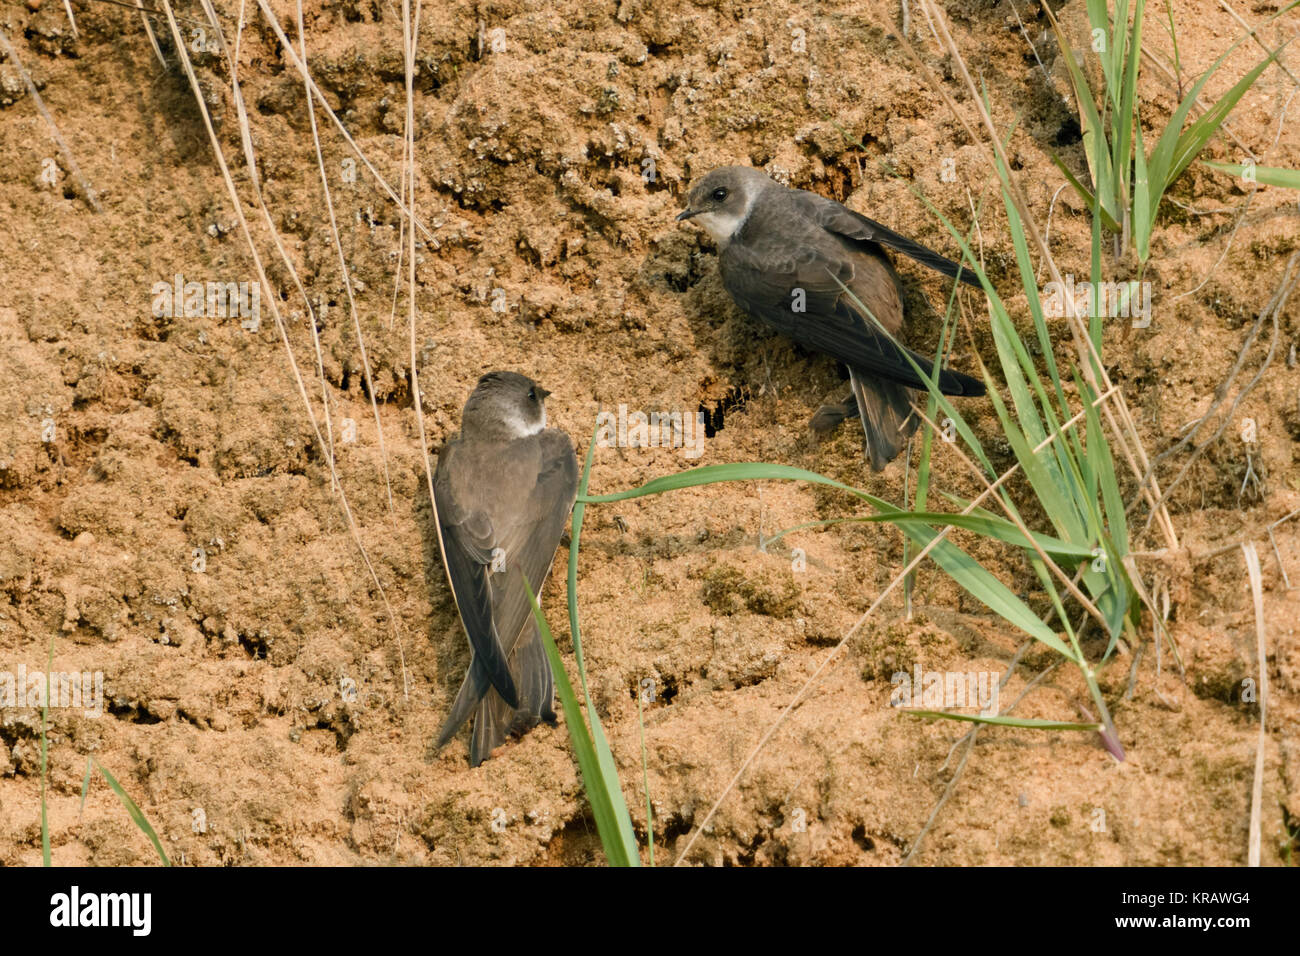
[
  {"left": 505, "top": 404, "right": 545, "bottom": 438},
  {"left": 693, "top": 191, "right": 755, "bottom": 244}
]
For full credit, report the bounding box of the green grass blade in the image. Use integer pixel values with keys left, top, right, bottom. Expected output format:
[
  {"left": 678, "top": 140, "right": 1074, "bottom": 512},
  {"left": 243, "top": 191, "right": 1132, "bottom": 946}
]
[
  {"left": 1120, "top": 0, "right": 1147, "bottom": 185},
  {"left": 585, "top": 462, "right": 1075, "bottom": 658},
  {"left": 637, "top": 692, "right": 654, "bottom": 867},
  {"left": 1133, "top": 116, "right": 1153, "bottom": 260},
  {"left": 561, "top": 428, "right": 640, "bottom": 853},
  {"left": 1111, "top": 0, "right": 1144, "bottom": 225},
  {"left": 984, "top": 381, "right": 1084, "bottom": 545},
  {"left": 581, "top": 462, "right": 858, "bottom": 503},
  {"left": 527, "top": 577, "right": 640, "bottom": 866},
  {"left": 1079, "top": 374, "right": 1132, "bottom": 645},
  {"left": 907, "top": 188, "right": 1077, "bottom": 492},
  {"left": 767, "top": 510, "right": 1095, "bottom": 562},
  {"left": 1146, "top": 5, "right": 1298, "bottom": 205},
  {"left": 1163, "top": 0, "right": 1183, "bottom": 77},
  {"left": 1082, "top": 379, "right": 1128, "bottom": 557},
  {"left": 995, "top": 158, "right": 1087, "bottom": 498},
  {"left": 1203, "top": 161, "right": 1300, "bottom": 189},
  {"left": 93, "top": 762, "right": 170, "bottom": 866},
  {"left": 885, "top": 519, "right": 1076, "bottom": 658},
  {"left": 904, "top": 711, "right": 1101, "bottom": 730},
  {"left": 1089, "top": 166, "right": 1105, "bottom": 355},
  {"left": 1167, "top": 44, "right": 1287, "bottom": 185},
  {"left": 911, "top": 198, "right": 984, "bottom": 611},
  {"left": 1086, "top": 0, "right": 1120, "bottom": 101},
  {"left": 567, "top": 424, "right": 600, "bottom": 687},
  {"left": 1050, "top": 152, "right": 1121, "bottom": 232},
  {"left": 1043, "top": 1, "right": 1119, "bottom": 223}
]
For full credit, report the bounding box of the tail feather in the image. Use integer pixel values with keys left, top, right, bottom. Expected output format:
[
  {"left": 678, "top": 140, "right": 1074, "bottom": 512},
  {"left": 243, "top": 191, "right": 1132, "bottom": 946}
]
[
  {"left": 438, "top": 620, "right": 557, "bottom": 767},
  {"left": 938, "top": 364, "right": 985, "bottom": 397},
  {"left": 515, "top": 626, "right": 556, "bottom": 726},
  {"left": 434, "top": 658, "right": 491, "bottom": 753},
  {"left": 469, "top": 626, "right": 555, "bottom": 766},
  {"left": 850, "top": 368, "right": 919, "bottom": 472},
  {"left": 469, "top": 690, "right": 514, "bottom": 767}
]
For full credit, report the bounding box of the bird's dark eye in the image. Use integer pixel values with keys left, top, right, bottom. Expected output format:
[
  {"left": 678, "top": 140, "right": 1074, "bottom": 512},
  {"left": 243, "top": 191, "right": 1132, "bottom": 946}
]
[
  {"left": 528, "top": 387, "right": 537, "bottom": 401},
  {"left": 711, "top": 187, "right": 728, "bottom": 202}
]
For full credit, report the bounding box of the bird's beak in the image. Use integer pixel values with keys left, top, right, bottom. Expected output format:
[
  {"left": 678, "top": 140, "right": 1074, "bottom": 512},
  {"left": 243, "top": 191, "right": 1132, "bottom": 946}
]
[
  {"left": 676, "top": 208, "right": 698, "bottom": 222},
  {"left": 537, "top": 386, "right": 552, "bottom": 400}
]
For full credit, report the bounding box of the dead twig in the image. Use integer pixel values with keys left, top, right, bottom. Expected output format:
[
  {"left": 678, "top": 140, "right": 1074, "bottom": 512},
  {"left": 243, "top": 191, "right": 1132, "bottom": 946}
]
[
  {"left": 295, "top": 0, "right": 398, "bottom": 525},
  {"left": 157, "top": 0, "right": 411, "bottom": 699},
  {"left": 1134, "top": 252, "right": 1297, "bottom": 529}
]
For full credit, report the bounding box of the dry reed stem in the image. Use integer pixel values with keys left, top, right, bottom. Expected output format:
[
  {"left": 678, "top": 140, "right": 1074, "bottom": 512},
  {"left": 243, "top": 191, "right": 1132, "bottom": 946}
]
[{"left": 158, "top": 0, "right": 410, "bottom": 699}]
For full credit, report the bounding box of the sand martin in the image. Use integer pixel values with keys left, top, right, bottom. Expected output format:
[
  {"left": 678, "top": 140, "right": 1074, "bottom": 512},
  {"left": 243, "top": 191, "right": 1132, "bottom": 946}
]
[
  {"left": 432, "top": 371, "right": 579, "bottom": 766},
  {"left": 676, "top": 166, "right": 985, "bottom": 470}
]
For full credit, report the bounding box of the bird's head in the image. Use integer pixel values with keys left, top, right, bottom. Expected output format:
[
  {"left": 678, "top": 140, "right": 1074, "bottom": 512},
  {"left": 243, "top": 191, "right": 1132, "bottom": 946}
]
[
  {"left": 676, "top": 166, "right": 769, "bottom": 242},
  {"left": 462, "top": 370, "right": 550, "bottom": 440}
]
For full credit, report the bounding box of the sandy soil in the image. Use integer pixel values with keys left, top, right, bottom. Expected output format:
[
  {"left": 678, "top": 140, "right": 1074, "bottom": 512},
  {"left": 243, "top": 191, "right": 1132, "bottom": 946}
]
[{"left": 0, "top": 0, "right": 1297, "bottom": 865}]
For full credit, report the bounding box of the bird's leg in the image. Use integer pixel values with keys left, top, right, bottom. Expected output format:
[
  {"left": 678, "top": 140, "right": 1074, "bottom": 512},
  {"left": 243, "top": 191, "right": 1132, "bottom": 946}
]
[{"left": 809, "top": 390, "right": 859, "bottom": 434}]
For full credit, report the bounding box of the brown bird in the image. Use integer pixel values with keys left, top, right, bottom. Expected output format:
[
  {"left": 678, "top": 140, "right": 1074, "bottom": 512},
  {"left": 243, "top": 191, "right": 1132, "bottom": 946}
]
[
  {"left": 432, "top": 371, "right": 578, "bottom": 766},
  {"left": 676, "top": 166, "right": 984, "bottom": 470}
]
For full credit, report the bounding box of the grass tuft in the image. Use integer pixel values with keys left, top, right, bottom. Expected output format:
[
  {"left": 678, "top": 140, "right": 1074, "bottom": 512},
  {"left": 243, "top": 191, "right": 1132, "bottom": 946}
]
[{"left": 1044, "top": 0, "right": 1298, "bottom": 261}]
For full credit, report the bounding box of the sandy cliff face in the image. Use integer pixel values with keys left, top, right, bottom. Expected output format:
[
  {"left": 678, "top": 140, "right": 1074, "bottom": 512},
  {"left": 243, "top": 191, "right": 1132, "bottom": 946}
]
[{"left": 0, "top": 0, "right": 1296, "bottom": 865}]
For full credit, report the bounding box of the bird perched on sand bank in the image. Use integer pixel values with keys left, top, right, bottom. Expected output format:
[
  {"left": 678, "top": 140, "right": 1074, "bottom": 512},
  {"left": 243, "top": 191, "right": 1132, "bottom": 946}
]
[
  {"left": 676, "top": 166, "right": 985, "bottom": 470},
  {"left": 432, "top": 371, "right": 578, "bottom": 766}
]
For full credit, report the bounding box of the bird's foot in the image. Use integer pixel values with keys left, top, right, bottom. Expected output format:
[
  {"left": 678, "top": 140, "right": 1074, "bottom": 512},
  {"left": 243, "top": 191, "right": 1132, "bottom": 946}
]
[{"left": 809, "top": 391, "right": 858, "bottom": 434}]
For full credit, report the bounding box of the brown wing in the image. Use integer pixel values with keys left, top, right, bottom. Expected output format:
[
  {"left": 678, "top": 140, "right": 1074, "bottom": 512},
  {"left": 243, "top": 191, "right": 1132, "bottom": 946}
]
[
  {"left": 799, "top": 189, "right": 981, "bottom": 289},
  {"left": 433, "top": 429, "right": 578, "bottom": 753},
  {"left": 719, "top": 203, "right": 983, "bottom": 396}
]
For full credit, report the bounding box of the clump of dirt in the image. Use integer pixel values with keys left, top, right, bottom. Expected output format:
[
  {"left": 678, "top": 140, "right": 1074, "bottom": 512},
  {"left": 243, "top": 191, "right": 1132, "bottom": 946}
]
[{"left": 0, "top": 0, "right": 1297, "bottom": 865}]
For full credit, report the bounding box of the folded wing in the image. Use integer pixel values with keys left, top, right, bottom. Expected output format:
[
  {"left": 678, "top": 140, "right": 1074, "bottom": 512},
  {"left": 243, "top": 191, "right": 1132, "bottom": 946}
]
[
  {"left": 720, "top": 225, "right": 984, "bottom": 396},
  {"left": 433, "top": 431, "right": 578, "bottom": 757},
  {"left": 802, "top": 191, "right": 982, "bottom": 289}
]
